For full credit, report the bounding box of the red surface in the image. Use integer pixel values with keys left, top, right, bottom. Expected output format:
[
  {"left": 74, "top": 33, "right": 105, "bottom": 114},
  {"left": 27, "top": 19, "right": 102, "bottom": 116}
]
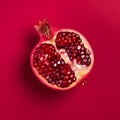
[{"left": 0, "top": 0, "right": 120, "bottom": 120}]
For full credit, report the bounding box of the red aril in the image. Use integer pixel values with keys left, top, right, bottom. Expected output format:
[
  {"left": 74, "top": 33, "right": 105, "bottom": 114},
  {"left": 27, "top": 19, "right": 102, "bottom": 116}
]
[{"left": 30, "top": 19, "right": 94, "bottom": 91}]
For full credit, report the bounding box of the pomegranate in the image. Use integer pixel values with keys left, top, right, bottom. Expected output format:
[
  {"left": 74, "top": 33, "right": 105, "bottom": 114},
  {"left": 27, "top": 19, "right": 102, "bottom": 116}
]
[{"left": 30, "top": 19, "right": 94, "bottom": 91}]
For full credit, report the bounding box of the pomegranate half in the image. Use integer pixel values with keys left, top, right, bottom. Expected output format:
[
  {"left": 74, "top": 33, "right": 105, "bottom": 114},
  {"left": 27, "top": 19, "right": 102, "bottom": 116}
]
[{"left": 30, "top": 19, "right": 94, "bottom": 91}]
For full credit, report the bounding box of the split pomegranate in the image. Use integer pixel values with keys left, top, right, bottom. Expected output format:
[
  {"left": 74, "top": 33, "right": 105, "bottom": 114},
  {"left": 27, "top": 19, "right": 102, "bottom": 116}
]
[{"left": 30, "top": 19, "right": 94, "bottom": 91}]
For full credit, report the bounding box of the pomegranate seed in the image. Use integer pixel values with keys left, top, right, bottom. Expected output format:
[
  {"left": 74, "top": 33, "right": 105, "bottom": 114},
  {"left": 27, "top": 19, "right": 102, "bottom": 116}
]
[
  {"left": 61, "top": 75, "right": 64, "bottom": 78},
  {"left": 64, "top": 75, "right": 69, "bottom": 80},
  {"left": 59, "top": 80, "right": 62, "bottom": 84},
  {"left": 73, "top": 49, "right": 77, "bottom": 53},
  {"left": 68, "top": 33, "right": 71, "bottom": 36},
  {"left": 56, "top": 72, "right": 59, "bottom": 76},
  {"left": 81, "top": 55, "right": 85, "bottom": 59},
  {"left": 57, "top": 84, "right": 61, "bottom": 87},
  {"left": 70, "top": 74, "right": 74, "bottom": 78},
  {"left": 62, "top": 32, "right": 66, "bottom": 36},
  {"left": 73, "top": 53, "right": 76, "bottom": 57},
  {"left": 52, "top": 81, "right": 55, "bottom": 85},
  {"left": 61, "top": 69, "right": 67, "bottom": 74},
  {"left": 72, "top": 77, "right": 76, "bottom": 82},
  {"left": 76, "top": 34, "right": 79, "bottom": 38},
  {"left": 81, "top": 46, "right": 85, "bottom": 51},
  {"left": 48, "top": 71, "right": 52, "bottom": 75},
  {"left": 72, "top": 37, "right": 76, "bottom": 42},
  {"left": 68, "top": 80, "right": 72, "bottom": 83},
  {"left": 55, "top": 80, "right": 59, "bottom": 84},
  {"left": 68, "top": 39, "right": 72, "bottom": 43},
  {"left": 81, "top": 80, "right": 86, "bottom": 86},
  {"left": 81, "top": 51, "right": 85, "bottom": 55},
  {"left": 48, "top": 78, "right": 52, "bottom": 83},
  {"left": 48, "top": 67, "right": 52, "bottom": 71},
  {"left": 67, "top": 71, "right": 71, "bottom": 75},
  {"left": 46, "top": 76, "right": 50, "bottom": 79},
  {"left": 70, "top": 57, "right": 73, "bottom": 61},
  {"left": 86, "top": 58, "right": 91, "bottom": 66},
  {"left": 33, "top": 62, "right": 38, "bottom": 67},
  {"left": 65, "top": 36, "right": 68, "bottom": 39},
  {"left": 61, "top": 60, "right": 65, "bottom": 64},
  {"left": 72, "top": 33, "right": 75, "bottom": 36},
  {"left": 57, "top": 61, "right": 61, "bottom": 65},
  {"left": 86, "top": 48, "right": 91, "bottom": 55},
  {"left": 42, "top": 73, "right": 46, "bottom": 77},
  {"left": 85, "top": 55, "right": 89, "bottom": 59},
  {"left": 83, "top": 58, "right": 87, "bottom": 63},
  {"left": 53, "top": 63, "right": 57, "bottom": 67},
  {"left": 38, "top": 70, "right": 42, "bottom": 74},
  {"left": 77, "top": 45, "right": 81, "bottom": 50},
  {"left": 66, "top": 49, "right": 70, "bottom": 52}
]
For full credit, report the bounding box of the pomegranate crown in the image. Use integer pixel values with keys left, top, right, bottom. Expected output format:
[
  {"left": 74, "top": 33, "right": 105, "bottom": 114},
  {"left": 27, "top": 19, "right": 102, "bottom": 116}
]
[{"left": 34, "top": 19, "right": 52, "bottom": 39}]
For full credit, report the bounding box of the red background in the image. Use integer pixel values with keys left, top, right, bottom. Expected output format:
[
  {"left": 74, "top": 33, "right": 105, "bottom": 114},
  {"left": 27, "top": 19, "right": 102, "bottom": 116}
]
[{"left": 0, "top": 0, "right": 120, "bottom": 120}]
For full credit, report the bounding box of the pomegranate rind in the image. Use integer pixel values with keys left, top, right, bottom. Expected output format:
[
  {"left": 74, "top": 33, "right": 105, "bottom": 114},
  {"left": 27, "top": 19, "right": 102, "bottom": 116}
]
[{"left": 30, "top": 28, "right": 94, "bottom": 91}]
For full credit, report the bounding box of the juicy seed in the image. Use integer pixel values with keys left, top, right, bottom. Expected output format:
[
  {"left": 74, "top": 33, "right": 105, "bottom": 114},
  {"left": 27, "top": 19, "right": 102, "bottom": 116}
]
[
  {"left": 48, "top": 78, "right": 52, "bottom": 83},
  {"left": 59, "top": 80, "right": 62, "bottom": 84},
  {"left": 57, "top": 61, "right": 61, "bottom": 65},
  {"left": 53, "top": 63, "right": 57, "bottom": 67},
  {"left": 77, "top": 45, "right": 81, "bottom": 50},
  {"left": 68, "top": 80, "right": 72, "bottom": 83}
]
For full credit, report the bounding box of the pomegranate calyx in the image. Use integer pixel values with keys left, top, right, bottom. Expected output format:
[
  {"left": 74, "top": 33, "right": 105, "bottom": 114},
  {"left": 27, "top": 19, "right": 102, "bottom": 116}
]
[{"left": 34, "top": 19, "right": 53, "bottom": 40}]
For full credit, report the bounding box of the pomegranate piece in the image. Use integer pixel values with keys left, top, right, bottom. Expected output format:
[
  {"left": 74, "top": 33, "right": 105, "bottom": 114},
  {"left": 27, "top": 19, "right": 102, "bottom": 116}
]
[
  {"left": 55, "top": 31, "right": 91, "bottom": 66},
  {"left": 30, "top": 19, "right": 94, "bottom": 91}
]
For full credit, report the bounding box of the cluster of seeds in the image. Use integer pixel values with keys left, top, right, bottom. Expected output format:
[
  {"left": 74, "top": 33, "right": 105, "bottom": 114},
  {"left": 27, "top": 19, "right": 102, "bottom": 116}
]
[
  {"left": 55, "top": 32, "right": 91, "bottom": 66},
  {"left": 32, "top": 43, "right": 76, "bottom": 88}
]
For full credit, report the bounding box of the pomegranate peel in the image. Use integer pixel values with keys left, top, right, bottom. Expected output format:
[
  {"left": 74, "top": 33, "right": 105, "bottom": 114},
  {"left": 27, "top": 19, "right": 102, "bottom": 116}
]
[{"left": 30, "top": 19, "right": 94, "bottom": 91}]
